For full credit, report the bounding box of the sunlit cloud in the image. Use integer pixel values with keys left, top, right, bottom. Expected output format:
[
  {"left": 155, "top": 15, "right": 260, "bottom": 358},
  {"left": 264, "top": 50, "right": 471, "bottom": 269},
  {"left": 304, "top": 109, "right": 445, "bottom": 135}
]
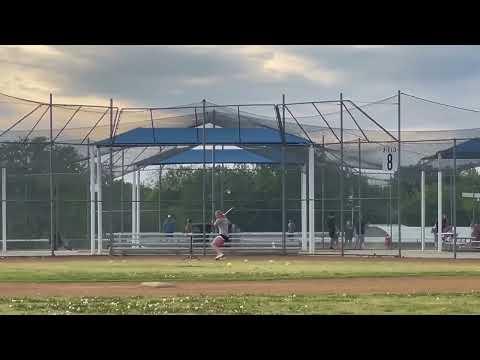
[{"left": 0, "top": 45, "right": 479, "bottom": 132}]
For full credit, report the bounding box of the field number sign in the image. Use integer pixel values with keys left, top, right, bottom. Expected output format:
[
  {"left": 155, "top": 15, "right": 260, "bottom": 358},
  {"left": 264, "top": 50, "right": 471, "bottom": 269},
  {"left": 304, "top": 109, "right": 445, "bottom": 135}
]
[{"left": 382, "top": 145, "right": 398, "bottom": 172}]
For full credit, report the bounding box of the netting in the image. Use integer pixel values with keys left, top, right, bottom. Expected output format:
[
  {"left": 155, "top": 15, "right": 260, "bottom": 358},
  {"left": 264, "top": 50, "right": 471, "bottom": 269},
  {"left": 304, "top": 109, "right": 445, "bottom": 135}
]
[{"left": 2, "top": 90, "right": 480, "bottom": 256}]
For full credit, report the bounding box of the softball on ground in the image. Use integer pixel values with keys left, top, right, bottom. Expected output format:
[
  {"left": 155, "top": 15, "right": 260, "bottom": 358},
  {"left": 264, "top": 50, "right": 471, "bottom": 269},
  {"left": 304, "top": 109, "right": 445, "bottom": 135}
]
[
  {"left": 243, "top": 259, "right": 249, "bottom": 263},
  {"left": 226, "top": 262, "right": 232, "bottom": 267},
  {"left": 269, "top": 260, "right": 274, "bottom": 263}
]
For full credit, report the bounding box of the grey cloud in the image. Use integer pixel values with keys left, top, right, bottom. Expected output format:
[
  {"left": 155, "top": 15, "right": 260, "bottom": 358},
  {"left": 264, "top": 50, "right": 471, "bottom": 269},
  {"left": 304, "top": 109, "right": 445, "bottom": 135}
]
[{"left": 2, "top": 45, "right": 480, "bottom": 130}]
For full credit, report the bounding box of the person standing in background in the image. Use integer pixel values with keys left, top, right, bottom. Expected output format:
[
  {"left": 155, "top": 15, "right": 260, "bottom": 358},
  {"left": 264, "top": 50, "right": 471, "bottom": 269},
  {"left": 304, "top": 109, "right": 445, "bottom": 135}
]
[
  {"left": 288, "top": 219, "right": 295, "bottom": 239},
  {"left": 327, "top": 213, "right": 337, "bottom": 249},
  {"left": 184, "top": 218, "right": 192, "bottom": 234},
  {"left": 345, "top": 220, "right": 354, "bottom": 248},
  {"left": 163, "top": 214, "right": 176, "bottom": 238}
]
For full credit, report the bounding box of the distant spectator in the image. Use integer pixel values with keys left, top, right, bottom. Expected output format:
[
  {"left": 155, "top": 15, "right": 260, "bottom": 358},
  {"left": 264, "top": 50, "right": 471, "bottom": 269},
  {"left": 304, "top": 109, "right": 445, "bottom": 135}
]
[
  {"left": 327, "top": 213, "right": 337, "bottom": 249},
  {"left": 288, "top": 220, "right": 295, "bottom": 239},
  {"left": 471, "top": 223, "right": 480, "bottom": 242},
  {"left": 345, "top": 220, "right": 354, "bottom": 248},
  {"left": 355, "top": 219, "right": 366, "bottom": 249},
  {"left": 433, "top": 214, "right": 449, "bottom": 249},
  {"left": 184, "top": 218, "right": 192, "bottom": 234},
  {"left": 163, "top": 214, "right": 176, "bottom": 238}
]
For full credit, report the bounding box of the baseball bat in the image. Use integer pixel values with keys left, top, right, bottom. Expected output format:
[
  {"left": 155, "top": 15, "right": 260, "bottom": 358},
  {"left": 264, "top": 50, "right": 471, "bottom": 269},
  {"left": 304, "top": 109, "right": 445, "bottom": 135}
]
[{"left": 224, "top": 207, "right": 234, "bottom": 215}]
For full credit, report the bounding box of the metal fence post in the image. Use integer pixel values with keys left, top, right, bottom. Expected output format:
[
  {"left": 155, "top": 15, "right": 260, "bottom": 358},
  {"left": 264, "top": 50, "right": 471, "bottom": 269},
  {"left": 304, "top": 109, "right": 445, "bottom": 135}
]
[
  {"left": 202, "top": 101, "right": 207, "bottom": 256},
  {"left": 89, "top": 139, "right": 95, "bottom": 255},
  {"left": 121, "top": 148, "right": 124, "bottom": 234},
  {"left": 321, "top": 136, "right": 325, "bottom": 249},
  {"left": 282, "top": 95, "right": 287, "bottom": 255},
  {"left": 340, "top": 93, "right": 344, "bottom": 256},
  {"left": 453, "top": 138, "right": 457, "bottom": 259},
  {"left": 397, "top": 90, "right": 402, "bottom": 257},
  {"left": 109, "top": 99, "right": 114, "bottom": 253},
  {"left": 2, "top": 168, "right": 6, "bottom": 256},
  {"left": 358, "top": 138, "right": 362, "bottom": 252},
  {"left": 49, "top": 93, "right": 55, "bottom": 256}
]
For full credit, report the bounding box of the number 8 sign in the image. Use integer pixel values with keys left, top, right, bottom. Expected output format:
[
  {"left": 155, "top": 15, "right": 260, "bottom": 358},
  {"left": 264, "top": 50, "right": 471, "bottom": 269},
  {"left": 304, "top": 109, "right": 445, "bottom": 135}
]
[{"left": 382, "top": 145, "right": 398, "bottom": 172}]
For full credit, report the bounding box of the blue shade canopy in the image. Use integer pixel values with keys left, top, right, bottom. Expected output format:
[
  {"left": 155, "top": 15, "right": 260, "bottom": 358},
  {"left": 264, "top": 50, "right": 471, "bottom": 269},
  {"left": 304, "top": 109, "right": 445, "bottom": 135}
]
[
  {"left": 137, "top": 148, "right": 278, "bottom": 165},
  {"left": 96, "top": 127, "right": 310, "bottom": 146},
  {"left": 436, "top": 138, "right": 480, "bottom": 159}
]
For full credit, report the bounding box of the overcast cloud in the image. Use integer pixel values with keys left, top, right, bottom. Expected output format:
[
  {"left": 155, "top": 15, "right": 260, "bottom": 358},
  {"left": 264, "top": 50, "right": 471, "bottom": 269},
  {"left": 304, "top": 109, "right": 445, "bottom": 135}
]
[{"left": 1, "top": 45, "right": 480, "bottom": 129}]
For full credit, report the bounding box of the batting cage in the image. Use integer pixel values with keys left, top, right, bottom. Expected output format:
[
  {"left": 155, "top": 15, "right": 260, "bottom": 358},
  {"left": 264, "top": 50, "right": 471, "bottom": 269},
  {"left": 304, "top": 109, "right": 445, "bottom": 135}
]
[{"left": 2, "top": 91, "right": 480, "bottom": 258}]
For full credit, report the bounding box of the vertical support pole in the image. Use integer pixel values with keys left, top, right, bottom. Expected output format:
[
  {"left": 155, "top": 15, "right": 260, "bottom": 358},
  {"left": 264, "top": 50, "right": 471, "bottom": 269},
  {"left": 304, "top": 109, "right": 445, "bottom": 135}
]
[
  {"left": 282, "top": 95, "right": 287, "bottom": 254},
  {"left": 212, "top": 109, "right": 216, "bottom": 223},
  {"left": 131, "top": 167, "right": 136, "bottom": 243},
  {"left": 308, "top": 145, "right": 315, "bottom": 254},
  {"left": 340, "top": 93, "right": 344, "bottom": 256},
  {"left": 453, "top": 138, "right": 457, "bottom": 259},
  {"left": 220, "top": 151, "right": 224, "bottom": 210},
  {"left": 421, "top": 169, "right": 425, "bottom": 251},
  {"left": 202, "top": 102, "right": 207, "bottom": 255},
  {"left": 49, "top": 93, "right": 55, "bottom": 256},
  {"left": 136, "top": 169, "right": 141, "bottom": 240},
  {"left": 358, "top": 138, "right": 362, "bottom": 251},
  {"left": 96, "top": 146, "right": 103, "bottom": 254},
  {"left": 55, "top": 180, "right": 60, "bottom": 251},
  {"left": 2, "top": 168, "right": 6, "bottom": 256},
  {"left": 158, "top": 164, "right": 162, "bottom": 232},
  {"left": 449, "top": 173, "right": 453, "bottom": 225},
  {"left": 120, "top": 149, "right": 124, "bottom": 234},
  {"left": 397, "top": 90, "right": 402, "bottom": 257},
  {"left": 109, "top": 99, "right": 114, "bottom": 252},
  {"left": 301, "top": 164, "right": 307, "bottom": 251},
  {"left": 389, "top": 173, "right": 393, "bottom": 241},
  {"left": 437, "top": 153, "right": 442, "bottom": 252},
  {"left": 89, "top": 140, "right": 96, "bottom": 255},
  {"left": 321, "top": 136, "right": 325, "bottom": 249}
]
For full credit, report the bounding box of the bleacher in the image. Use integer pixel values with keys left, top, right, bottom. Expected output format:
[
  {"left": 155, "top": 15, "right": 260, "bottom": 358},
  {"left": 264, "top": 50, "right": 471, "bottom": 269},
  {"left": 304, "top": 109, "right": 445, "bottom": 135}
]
[{"left": 109, "top": 232, "right": 303, "bottom": 255}]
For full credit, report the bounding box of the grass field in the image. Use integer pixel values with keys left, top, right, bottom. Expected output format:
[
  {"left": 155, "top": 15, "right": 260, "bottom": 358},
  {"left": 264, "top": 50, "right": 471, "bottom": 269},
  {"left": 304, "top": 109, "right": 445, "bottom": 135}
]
[
  {"left": 0, "top": 256, "right": 480, "bottom": 282},
  {"left": 2, "top": 293, "right": 480, "bottom": 314},
  {"left": 1, "top": 256, "right": 480, "bottom": 314}
]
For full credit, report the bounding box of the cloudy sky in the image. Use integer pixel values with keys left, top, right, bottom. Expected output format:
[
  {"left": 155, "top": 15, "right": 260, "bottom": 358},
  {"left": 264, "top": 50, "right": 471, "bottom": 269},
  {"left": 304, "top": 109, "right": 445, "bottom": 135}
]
[{"left": 1, "top": 45, "right": 480, "bottom": 129}]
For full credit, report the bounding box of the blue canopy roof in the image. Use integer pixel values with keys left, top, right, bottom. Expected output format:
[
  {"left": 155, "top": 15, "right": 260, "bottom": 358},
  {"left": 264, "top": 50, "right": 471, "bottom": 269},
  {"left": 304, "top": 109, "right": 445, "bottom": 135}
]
[
  {"left": 97, "top": 127, "right": 309, "bottom": 146},
  {"left": 437, "top": 138, "right": 480, "bottom": 159},
  {"left": 137, "top": 148, "right": 279, "bottom": 165}
]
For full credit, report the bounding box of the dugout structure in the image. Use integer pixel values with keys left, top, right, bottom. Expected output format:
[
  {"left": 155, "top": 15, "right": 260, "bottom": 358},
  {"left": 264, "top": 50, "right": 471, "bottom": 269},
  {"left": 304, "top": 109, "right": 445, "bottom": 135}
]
[{"left": 2, "top": 91, "right": 480, "bottom": 257}]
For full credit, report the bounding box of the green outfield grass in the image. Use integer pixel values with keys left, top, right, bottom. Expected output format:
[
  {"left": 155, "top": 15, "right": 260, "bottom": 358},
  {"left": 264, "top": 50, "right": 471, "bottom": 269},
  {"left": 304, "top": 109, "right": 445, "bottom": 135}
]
[
  {"left": 0, "top": 257, "right": 479, "bottom": 282},
  {"left": 2, "top": 293, "right": 480, "bottom": 314}
]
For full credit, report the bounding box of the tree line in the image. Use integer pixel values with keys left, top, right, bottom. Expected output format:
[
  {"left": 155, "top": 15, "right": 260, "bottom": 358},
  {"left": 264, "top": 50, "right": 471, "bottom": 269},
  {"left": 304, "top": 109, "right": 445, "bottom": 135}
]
[{"left": 1, "top": 138, "right": 479, "bottom": 248}]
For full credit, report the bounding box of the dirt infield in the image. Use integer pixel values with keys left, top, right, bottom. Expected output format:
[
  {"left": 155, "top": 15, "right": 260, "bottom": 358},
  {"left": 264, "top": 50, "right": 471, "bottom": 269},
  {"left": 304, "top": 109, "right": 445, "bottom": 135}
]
[{"left": 2, "top": 276, "right": 480, "bottom": 297}]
